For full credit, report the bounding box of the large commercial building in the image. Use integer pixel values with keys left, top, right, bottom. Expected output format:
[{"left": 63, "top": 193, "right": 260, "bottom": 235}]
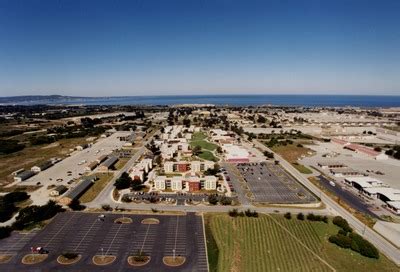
[{"left": 222, "top": 144, "right": 250, "bottom": 163}]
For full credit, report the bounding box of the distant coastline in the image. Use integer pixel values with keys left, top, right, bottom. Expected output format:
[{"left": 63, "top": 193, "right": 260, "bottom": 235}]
[{"left": 1, "top": 94, "right": 400, "bottom": 107}]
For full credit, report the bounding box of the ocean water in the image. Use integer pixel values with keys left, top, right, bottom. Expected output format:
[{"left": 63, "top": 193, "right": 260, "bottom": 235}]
[{"left": 17, "top": 95, "right": 400, "bottom": 107}]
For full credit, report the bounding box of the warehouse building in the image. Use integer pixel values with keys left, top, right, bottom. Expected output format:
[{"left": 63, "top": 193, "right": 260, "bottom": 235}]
[
  {"left": 14, "top": 170, "right": 35, "bottom": 182},
  {"left": 98, "top": 156, "right": 118, "bottom": 171},
  {"left": 49, "top": 185, "right": 68, "bottom": 197},
  {"left": 59, "top": 176, "right": 97, "bottom": 205},
  {"left": 31, "top": 160, "right": 53, "bottom": 173}
]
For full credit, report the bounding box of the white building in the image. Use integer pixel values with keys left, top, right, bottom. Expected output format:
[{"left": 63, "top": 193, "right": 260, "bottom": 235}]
[
  {"left": 171, "top": 176, "right": 183, "bottom": 191},
  {"left": 154, "top": 176, "right": 167, "bottom": 190},
  {"left": 222, "top": 144, "right": 250, "bottom": 163},
  {"left": 203, "top": 176, "right": 217, "bottom": 190}
]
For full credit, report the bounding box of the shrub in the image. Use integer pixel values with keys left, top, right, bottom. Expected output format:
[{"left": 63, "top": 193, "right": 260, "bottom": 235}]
[
  {"left": 284, "top": 212, "right": 292, "bottom": 219},
  {"left": 329, "top": 234, "right": 352, "bottom": 248},
  {"left": 62, "top": 252, "right": 79, "bottom": 259},
  {"left": 101, "top": 204, "right": 112, "bottom": 211},
  {"left": 0, "top": 226, "right": 12, "bottom": 240},
  {"left": 297, "top": 213, "right": 305, "bottom": 220},
  {"left": 228, "top": 209, "right": 239, "bottom": 217},
  {"left": 219, "top": 196, "right": 232, "bottom": 206},
  {"left": 332, "top": 216, "right": 353, "bottom": 232},
  {"left": 68, "top": 199, "right": 86, "bottom": 211},
  {"left": 208, "top": 195, "right": 218, "bottom": 205}
]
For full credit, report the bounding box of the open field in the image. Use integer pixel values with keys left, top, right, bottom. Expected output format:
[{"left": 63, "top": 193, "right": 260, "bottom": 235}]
[
  {"left": 79, "top": 173, "right": 114, "bottom": 203},
  {"left": 0, "top": 137, "right": 87, "bottom": 186},
  {"left": 271, "top": 144, "right": 313, "bottom": 174},
  {"left": 205, "top": 214, "right": 398, "bottom": 272}
]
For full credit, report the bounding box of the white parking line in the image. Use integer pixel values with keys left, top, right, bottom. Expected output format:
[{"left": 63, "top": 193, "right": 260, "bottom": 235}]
[{"left": 73, "top": 219, "right": 99, "bottom": 251}]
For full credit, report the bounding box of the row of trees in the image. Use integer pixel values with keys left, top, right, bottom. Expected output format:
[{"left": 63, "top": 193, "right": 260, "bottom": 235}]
[
  {"left": 284, "top": 212, "right": 328, "bottom": 223},
  {"left": 228, "top": 209, "right": 258, "bottom": 217}
]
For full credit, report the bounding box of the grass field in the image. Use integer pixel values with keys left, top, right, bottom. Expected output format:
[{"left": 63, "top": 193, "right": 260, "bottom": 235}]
[
  {"left": 205, "top": 214, "right": 398, "bottom": 272},
  {"left": 79, "top": 173, "right": 114, "bottom": 203},
  {"left": 198, "top": 150, "right": 218, "bottom": 162},
  {"left": 191, "top": 140, "right": 218, "bottom": 151},
  {"left": 292, "top": 162, "right": 313, "bottom": 174},
  {"left": 192, "top": 132, "right": 207, "bottom": 141},
  {"left": 114, "top": 158, "right": 129, "bottom": 170},
  {"left": 271, "top": 144, "right": 313, "bottom": 162}
]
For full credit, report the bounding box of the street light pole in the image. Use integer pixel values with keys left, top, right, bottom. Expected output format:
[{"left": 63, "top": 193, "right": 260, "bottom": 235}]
[{"left": 173, "top": 249, "right": 176, "bottom": 260}]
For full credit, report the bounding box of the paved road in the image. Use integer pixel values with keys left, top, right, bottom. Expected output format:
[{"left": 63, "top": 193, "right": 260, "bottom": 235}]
[
  {"left": 317, "top": 175, "right": 379, "bottom": 219},
  {"left": 253, "top": 139, "right": 400, "bottom": 266}
]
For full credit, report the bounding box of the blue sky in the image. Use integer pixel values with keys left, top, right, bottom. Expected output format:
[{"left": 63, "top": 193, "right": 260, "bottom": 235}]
[{"left": 0, "top": 0, "right": 399, "bottom": 96}]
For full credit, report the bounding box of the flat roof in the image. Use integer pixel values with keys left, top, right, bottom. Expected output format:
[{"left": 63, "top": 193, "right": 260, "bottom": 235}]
[
  {"left": 363, "top": 187, "right": 400, "bottom": 201},
  {"left": 344, "top": 176, "right": 386, "bottom": 188},
  {"left": 387, "top": 201, "right": 400, "bottom": 209}
]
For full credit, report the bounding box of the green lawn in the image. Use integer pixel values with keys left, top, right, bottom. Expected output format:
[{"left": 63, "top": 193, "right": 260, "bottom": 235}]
[
  {"left": 192, "top": 131, "right": 207, "bottom": 141},
  {"left": 205, "top": 214, "right": 398, "bottom": 272},
  {"left": 191, "top": 140, "right": 218, "bottom": 151},
  {"left": 198, "top": 151, "right": 218, "bottom": 162}
]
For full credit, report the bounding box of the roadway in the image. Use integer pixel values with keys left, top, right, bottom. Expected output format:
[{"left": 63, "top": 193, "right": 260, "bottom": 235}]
[
  {"left": 87, "top": 131, "right": 158, "bottom": 208},
  {"left": 253, "top": 139, "right": 400, "bottom": 266}
]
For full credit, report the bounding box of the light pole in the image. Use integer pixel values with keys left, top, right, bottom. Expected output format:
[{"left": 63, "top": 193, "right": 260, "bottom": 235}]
[
  {"left": 101, "top": 247, "right": 104, "bottom": 260},
  {"left": 173, "top": 249, "right": 176, "bottom": 260}
]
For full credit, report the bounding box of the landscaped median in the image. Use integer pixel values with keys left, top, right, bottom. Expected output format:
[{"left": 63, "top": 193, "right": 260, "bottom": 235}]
[{"left": 92, "top": 255, "right": 116, "bottom": 265}]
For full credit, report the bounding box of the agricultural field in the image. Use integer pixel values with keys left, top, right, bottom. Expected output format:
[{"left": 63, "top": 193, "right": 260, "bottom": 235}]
[{"left": 205, "top": 214, "right": 398, "bottom": 272}]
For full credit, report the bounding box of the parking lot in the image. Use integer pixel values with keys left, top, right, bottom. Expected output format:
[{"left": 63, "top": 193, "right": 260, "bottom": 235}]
[
  {"left": 0, "top": 212, "right": 208, "bottom": 272},
  {"left": 236, "top": 162, "right": 317, "bottom": 204}
]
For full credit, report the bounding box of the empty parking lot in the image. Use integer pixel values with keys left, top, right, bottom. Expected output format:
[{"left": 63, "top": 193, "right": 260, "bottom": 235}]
[
  {"left": 236, "top": 162, "right": 317, "bottom": 204},
  {"left": 0, "top": 212, "right": 208, "bottom": 272}
]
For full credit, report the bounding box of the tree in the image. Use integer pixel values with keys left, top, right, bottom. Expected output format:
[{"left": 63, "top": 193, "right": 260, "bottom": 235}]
[
  {"left": 297, "top": 213, "right": 305, "bottom": 220},
  {"left": 192, "top": 145, "right": 202, "bottom": 156},
  {"left": 284, "top": 212, "right": 292, "bottom": 219},
  {"left": 68, "top": 199, "right": 86, "bottom": 211},
  {"left": 208, "top": 195, "right": 218, "bottom": 205},
  {"left": 131, "top": 179, "right": 145, "bottom": 191},
  {"left": 114, "top": 172, "right": 132, "bottom": 190}
]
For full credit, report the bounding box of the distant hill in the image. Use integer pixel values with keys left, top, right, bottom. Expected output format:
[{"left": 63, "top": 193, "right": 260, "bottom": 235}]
[{"left": 0, "top": 95, "right": 91, "bottom": 104}]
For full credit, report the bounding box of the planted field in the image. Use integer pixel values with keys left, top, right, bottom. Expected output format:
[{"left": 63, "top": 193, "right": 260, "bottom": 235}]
[{"left": 206, "top": 214, "right": 398, "bottom": 272}]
